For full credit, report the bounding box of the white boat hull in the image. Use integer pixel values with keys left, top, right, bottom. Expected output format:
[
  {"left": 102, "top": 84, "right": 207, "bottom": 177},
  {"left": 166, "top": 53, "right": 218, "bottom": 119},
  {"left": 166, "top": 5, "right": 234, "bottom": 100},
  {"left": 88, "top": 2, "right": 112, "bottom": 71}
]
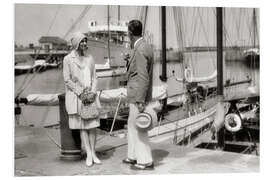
[{"left": 149, "top": 104, "right": 216, "bottom": 143}]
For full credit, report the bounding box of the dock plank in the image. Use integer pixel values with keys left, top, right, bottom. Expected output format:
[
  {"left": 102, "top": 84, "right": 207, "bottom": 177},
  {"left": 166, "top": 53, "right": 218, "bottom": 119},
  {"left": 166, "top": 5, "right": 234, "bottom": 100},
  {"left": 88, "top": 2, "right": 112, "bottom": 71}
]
[{"left": 15, "top": 126, "right": 259, "bottom": 176}]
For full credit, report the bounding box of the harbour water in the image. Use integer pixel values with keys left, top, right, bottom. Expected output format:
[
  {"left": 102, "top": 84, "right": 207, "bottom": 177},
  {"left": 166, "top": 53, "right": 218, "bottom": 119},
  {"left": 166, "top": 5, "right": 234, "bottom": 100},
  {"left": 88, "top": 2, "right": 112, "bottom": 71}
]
[{"left": 14, "top": 51, "right": 259, "bottom": 127}]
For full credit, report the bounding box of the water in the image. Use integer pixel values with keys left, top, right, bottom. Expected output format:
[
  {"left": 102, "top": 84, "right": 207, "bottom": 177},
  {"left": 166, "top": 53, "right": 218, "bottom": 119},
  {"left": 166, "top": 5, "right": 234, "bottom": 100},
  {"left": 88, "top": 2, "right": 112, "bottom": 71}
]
[
  {"left": 14, "top": 51, "right": 259, "bottom": 127},
  {"left": 15, "top": 51, "right": 259, "bottom": 95}
]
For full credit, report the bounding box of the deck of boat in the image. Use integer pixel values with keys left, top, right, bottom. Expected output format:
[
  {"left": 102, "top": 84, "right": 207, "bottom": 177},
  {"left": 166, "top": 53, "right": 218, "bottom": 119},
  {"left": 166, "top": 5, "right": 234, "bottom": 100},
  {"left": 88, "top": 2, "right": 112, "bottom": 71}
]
[{"left": 15, "top": 126, "right": 259, "bottom": 176}]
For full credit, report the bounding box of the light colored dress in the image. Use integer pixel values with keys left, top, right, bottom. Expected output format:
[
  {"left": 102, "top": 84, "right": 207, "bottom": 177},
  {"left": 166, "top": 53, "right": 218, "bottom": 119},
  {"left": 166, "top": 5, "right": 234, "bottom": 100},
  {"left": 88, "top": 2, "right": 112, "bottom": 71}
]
[{"left": 68, "top": 57, "right": 100, "bottom": 130}]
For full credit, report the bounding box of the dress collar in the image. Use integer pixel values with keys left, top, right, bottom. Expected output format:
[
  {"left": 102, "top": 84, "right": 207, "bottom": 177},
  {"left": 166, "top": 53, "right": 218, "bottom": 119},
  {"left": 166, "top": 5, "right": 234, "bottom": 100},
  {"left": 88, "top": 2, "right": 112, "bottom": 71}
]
[{"left": 70, "top": 50, "right": 87, "bottom": 68}]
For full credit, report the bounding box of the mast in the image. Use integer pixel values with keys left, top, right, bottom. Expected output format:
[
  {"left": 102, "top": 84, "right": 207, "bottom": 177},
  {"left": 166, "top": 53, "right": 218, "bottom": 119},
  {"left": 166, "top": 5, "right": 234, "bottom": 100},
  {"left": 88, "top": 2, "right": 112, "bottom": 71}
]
[
  {"left": 160, "top": 6, "right": 167, "bottom": 82},
  {"left": 142, "top": 6, "right": 148, "bottom": 36},
  {"left": 118, "top": 5, "right": 120, "bottom": 25},
  {"left": 252, "top": 8, "right": 257, "bottom": 48},
  {"left": 118, "top": 5, "right": 120, "bottom": 45},
  {"left": 107, "top": 5, "right": 111, "bottom": 61},
  {"left": 160, "top": 6, "right": 168, "bottom": 112},
  {"left": 217, "top": 7, "right": 223, "bottom": 96},
  {"left": 216, "top": 7, "right": 225, "bottom": 148}
]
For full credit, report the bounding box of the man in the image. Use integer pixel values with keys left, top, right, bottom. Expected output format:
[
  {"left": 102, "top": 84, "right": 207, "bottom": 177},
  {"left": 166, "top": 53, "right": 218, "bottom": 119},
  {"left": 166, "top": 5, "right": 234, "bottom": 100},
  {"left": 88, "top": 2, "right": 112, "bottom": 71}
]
[{"left": 122, "top": 20, "right": 154, "bottom": 170}]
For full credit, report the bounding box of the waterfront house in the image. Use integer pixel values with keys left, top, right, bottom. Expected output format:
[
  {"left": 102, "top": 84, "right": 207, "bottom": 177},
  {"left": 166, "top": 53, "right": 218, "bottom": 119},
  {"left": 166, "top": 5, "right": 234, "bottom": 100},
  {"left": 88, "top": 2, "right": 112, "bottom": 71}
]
[{"left": 39, "top": 36, "right": 68, "bottom": 51}]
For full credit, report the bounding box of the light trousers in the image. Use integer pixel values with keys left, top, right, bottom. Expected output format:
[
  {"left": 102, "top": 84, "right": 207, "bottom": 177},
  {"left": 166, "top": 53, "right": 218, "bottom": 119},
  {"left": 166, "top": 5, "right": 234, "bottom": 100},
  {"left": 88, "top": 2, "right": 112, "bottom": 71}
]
[{"left": 127, "top": 103, "right": 153, "bottom": 164}]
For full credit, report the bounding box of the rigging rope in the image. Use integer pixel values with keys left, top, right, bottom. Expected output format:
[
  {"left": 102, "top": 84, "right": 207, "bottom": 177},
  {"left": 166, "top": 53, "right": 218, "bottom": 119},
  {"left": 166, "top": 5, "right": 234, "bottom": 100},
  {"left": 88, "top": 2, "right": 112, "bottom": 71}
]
[
  {"left": 172, "top": 7, "right": 192, "bottom": 144},
  {"left": 212, "top": 8, "right": 233, "bottom": 50},
  {"left": 63, "top": 5, "right": 92, "bottom": 39},
  {"left": 15, "top": 4, "right": 71, "bottom": 149},
  {"left": 189, "top": 8, "right": 200, "bottom": 76},
  {"left": 15, "top": 5, "right": 62, "bottom": 97},
  {"left": 197, "top": 8, "right": 216, "bottom": 69},
  {"left": 172, "top": 7, "right": 186, "bottom": 83}
]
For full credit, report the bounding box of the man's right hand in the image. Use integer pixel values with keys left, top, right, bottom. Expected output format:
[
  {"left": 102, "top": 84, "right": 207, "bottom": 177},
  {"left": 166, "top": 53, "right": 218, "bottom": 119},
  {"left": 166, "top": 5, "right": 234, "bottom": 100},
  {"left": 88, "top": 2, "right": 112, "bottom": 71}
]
[{"left": 136, "top": 102, "right": 145, "bottom": 113}]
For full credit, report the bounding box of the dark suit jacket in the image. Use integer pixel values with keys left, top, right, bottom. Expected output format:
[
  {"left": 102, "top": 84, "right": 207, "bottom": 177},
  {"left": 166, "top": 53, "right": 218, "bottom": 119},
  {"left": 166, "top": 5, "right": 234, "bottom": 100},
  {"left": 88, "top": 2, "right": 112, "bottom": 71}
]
[{"left": 126, "top": 38, "right": 154, "bottom": 104}]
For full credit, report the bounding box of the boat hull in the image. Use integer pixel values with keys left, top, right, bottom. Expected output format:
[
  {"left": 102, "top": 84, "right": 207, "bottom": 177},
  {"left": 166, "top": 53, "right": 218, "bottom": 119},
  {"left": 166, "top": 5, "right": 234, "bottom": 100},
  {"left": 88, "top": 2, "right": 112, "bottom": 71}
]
[
  {"left": 15, "top": 67, "right": 33, "bottom": 75},
  {"left": 149, "top": 97, "right": 217, "bottom": 143}
]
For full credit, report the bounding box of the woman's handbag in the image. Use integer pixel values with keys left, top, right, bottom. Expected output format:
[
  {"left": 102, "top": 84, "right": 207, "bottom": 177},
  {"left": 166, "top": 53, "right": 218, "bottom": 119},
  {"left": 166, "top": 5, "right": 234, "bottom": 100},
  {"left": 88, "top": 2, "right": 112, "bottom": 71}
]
[
  {"left": 70, "top": 70, "right": 99, "bottom": 119},
  {"left": 80, "top": 101, "right": 99, "bottom": 120}
]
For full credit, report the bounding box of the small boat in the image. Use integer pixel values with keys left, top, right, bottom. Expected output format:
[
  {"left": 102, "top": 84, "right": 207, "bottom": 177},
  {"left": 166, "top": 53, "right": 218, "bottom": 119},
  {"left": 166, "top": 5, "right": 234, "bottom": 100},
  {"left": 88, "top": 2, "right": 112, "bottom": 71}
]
[
  {"left": 243, "top": 48, "right": 260, "bottom": 64},
  {"left": 95, "top": 58, "right": 111, "bottom": 71},
  {"left": 32, "top": 59, "right": 47, "bottom": 72},
  {"left": 95, "top": 58, "right": 126, "bottom": 78},
  {"left": 15, "top": 65, "right": 33, "bottom": 75},
  {"left": 46, "top": 62, "right": 60, "bottom": 69}
]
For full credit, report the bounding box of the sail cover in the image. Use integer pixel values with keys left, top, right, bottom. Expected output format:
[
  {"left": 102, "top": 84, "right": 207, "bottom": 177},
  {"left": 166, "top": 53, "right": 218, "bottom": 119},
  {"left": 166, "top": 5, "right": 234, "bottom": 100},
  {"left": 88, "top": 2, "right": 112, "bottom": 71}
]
[{"left": 25, "top": 84, "right": 168, "bottom": 106}]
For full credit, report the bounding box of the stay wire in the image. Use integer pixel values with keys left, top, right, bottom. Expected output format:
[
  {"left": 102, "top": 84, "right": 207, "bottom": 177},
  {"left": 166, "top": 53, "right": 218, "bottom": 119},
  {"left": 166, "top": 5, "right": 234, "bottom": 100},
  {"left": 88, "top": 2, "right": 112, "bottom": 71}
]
[
  {"left": 197, "top": 8, "right": 216, "bottom": 69},
  {"left": 17, "top": 5, "right": 64, "bottom": 149},
  {"left": 64, "top": 5, "right": 92, "bottom": 39},
  {"left": 15, "top": 5, "right": 62, "bottom": 97}
]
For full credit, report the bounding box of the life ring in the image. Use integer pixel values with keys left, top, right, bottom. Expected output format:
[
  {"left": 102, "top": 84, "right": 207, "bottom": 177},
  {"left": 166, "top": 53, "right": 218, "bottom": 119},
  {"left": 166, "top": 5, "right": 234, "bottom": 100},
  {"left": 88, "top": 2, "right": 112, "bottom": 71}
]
[{"left": 224, "top": 113, "right": 242, "bottom": 132}]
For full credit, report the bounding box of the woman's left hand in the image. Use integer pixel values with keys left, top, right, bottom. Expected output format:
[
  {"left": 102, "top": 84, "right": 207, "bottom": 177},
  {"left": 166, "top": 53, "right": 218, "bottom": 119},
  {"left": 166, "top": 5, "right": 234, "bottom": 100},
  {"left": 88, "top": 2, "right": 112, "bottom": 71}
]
[{"left": 86, "top": 92, "right": 96, "bottom": 102}]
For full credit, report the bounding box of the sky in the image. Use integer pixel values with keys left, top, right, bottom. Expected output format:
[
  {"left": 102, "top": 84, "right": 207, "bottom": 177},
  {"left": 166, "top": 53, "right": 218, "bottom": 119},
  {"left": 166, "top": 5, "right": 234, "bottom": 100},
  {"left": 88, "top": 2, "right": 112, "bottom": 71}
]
[
  {"left": 15, "top": 3, "right": 259, "bottom": 49},
  {"left": 15, "top": 4, "right": 138, "bottom": 46}
]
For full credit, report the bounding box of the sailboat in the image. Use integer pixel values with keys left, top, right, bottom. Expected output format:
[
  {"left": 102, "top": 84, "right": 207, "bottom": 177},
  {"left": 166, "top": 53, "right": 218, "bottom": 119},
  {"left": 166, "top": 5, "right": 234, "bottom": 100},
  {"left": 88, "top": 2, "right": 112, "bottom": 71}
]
[{"left": 99, "top": 6, "right": 258, "bottom": 145}]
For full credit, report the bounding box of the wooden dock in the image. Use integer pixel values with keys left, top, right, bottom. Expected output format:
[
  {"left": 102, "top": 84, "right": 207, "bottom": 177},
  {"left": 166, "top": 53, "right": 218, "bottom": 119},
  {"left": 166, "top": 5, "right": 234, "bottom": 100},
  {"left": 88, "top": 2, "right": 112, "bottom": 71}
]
[{"left": 15, "top": 126, "right": 259, "bottom": 176}]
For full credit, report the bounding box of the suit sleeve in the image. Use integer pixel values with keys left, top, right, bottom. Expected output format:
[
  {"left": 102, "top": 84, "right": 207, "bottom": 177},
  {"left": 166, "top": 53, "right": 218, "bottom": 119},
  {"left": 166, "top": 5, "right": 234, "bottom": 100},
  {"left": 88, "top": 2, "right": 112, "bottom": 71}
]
[
  {"left": 63, "top": 57, "right": 84, "bottom": 96},
  {"left": 135, "top": 51, "right": 149, "bottom": 103}
]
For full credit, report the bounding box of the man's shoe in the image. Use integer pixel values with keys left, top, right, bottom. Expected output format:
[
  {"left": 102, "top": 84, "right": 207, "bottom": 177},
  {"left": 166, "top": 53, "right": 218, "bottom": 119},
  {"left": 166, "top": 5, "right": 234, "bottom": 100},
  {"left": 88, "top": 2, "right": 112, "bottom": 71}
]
[
  {"left": 131, "top": 163, "right": 154, "bottom": 170},
  {"left": 122, "top": 158, "right": 137, "bottom": 165}
]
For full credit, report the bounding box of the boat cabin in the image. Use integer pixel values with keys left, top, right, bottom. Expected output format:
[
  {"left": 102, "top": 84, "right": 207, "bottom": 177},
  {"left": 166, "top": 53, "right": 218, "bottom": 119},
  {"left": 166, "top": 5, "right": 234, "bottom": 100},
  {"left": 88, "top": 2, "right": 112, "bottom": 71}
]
[{"left": 87, "top": 20, "right": 129, "bottom": 45}]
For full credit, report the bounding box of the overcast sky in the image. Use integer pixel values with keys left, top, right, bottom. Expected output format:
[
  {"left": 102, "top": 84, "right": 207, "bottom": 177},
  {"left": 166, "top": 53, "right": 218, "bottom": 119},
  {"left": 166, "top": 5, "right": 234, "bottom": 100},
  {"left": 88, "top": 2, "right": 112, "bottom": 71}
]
[
  {"left": 15, "top": 4, "right": 138, "bottom": 46},
  {"left": 15, "top": 4, "right": 259, "bottom": 48}
]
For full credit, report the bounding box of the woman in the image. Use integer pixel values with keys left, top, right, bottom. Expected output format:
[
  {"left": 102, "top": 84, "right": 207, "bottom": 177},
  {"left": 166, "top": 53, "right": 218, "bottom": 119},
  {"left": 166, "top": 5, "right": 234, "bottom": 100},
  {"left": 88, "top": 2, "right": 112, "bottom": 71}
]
[{"left": 63, "top": 32, "right": 101, "bottom": 167}]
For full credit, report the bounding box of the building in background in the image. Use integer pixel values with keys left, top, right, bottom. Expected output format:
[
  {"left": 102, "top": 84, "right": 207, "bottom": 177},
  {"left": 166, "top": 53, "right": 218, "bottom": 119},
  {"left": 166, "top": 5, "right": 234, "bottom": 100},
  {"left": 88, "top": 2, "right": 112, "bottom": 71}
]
[{"left": 39, "top": 36, "right": 68, "bottom": 51}]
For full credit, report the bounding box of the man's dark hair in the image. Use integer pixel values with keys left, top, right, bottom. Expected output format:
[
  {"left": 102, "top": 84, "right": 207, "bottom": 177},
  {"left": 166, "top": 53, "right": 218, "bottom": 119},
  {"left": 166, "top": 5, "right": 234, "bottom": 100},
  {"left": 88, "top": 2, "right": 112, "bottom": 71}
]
[{"left": 128, "top": 20, "right": 142, "bottom": 36}]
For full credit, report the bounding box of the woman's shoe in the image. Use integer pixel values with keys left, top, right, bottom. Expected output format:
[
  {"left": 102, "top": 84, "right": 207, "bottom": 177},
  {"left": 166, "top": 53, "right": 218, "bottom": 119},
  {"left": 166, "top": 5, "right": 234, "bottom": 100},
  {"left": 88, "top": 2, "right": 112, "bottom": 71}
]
[
  {"left": 93, "top": 156, "right": 101, "bottom": 164},
  {"left": 86, "top": 157, "right": 93, "bottom": 167},
  {"left": 122, "top": 158, "right": 137, "bottom": 165},
  {"left": 131, "top": 163, "right": 154, "bottom": 170}
]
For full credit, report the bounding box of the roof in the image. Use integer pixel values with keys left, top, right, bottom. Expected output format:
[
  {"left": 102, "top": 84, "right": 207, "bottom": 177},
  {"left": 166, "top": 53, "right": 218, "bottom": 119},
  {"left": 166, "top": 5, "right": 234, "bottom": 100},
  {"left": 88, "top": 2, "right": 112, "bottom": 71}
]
[
  {"left": 89, "top": 25, "right": 128, "bottom": 33},
  {"left": 39, "top": 36, "right": 67, "bottom": 45}
]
